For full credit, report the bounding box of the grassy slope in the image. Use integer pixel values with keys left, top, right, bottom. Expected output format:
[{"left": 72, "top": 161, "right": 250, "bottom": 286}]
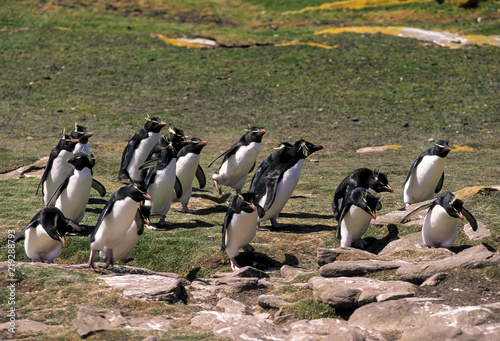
[{"left": 0, "top": 0, "right": 499, "bottom": 337}]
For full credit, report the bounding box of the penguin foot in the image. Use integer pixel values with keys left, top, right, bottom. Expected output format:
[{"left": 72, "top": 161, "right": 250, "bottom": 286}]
[
  {"left": 153, "top": 220, "right": 173, "bottom": 229},
  {"left": 243, "top": 244, "right": 255, "bottom": 253},
  {"left": 104, "top": 249, "right": 114, "bottom": 268},
  {"left": 88, "top": 249, "right": 97, "bottom": 268},
  {"left": 180, "top": 204, "right": 197, "bottom": 214},
  {"left": 257, "top": 224, "right": 273, "bottom": 231},
  {"left": 213, "top": 180, "right": 222, "bottom": 195},
  {"left": 230, "top": 258, "right": 241, "bottom": 271}
]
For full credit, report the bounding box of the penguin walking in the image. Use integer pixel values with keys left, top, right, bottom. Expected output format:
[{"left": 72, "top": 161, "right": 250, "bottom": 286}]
[
  {"left": 173, "top": 137, "right": 207, "bottom": 213},
  {"left": 70, "top": 123, "right": 93, "bottom": 156},
  {"left": 401, "top": 191, "right": 477, "bottom": 248},
  {"left": 249, "top": 140, "right": 324, "bottom": 230},
  {"left": 118, "top": 116, "right": 167, "bottom": 183},
  {"left": 403, "top": 140, "right": 451, "bottom": 206},
  {"left": 141, "top": 136, "right": 184, "bottom": 228},
  {"left": 47, "top": 152, "right": 106, "bottom": 223},
  {"left": 332, "top": 168, "right": 393, "bottom": 221},
  {"left": 13, "top": 206, "right": 79, "bottom": 263},
  {"left": 208, "top": 126, "right": 266, "bottom": 195},
  {"left": 99, "top": 205, "right": 151, "bottom": 263},
  {"left": 36, "top": 133, "right": 80, "bottom": 205},
  {"left": 88, "top": 182, "right": 151, "bottom": 268},
  {"left": 221, "top": 192, "right": 265, "bottom": 270},
  {"left": 337, "top": 187, "right": 381, "bottom": 248}
]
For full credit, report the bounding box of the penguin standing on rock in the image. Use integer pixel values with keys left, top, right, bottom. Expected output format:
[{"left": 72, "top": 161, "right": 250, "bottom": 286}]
[
  {"left": 36, "top": 133, "right": 80, "bottom": 205},
  {"left": 403, "top": 140, "right": 451, "bottom": 206},
  {"left": 209, "top": 126, "right": 266, "bottom": 195},
  {"left": 221, "top": 192, "right": 265, "bottom": 270},
  {"left": 332, "top": 168, "right": 393, "bottom": 222},
  {"left": 401, "top": 191, "right": 477, "bottom": 248},
  {"left": 88, "top": 182, "right": 152, "bottom": 268},
  {"left": 70, "top": 123, "right": 93, "bottom": 156},
  {"left": 249, "top": 140, "right": 324, "bottom": 230},
  {"left": 13, "top": 206, "right": 80, "bottom": 263},
  {"left": 118, "top": 116, "right": 167, "bottom": 183},
  {"left": 337, "top": 187, "right": 381, "bottom": 249},
  {"left": 99, "top": 204, "right": 151, "bottom": 263},
  {"left": 47, "top": 152, "right": 106, "bottom": 223},
  {"left": 173, "top": 137, "right": 207, "bottom": 213}
]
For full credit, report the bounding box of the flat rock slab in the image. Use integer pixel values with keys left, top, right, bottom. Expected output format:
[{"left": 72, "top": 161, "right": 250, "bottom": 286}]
[
  {"left": 191, "top": 311, "right": 287, "bottom": 341},
  {"left": 317, "top": 247, "right": 379, "bottom": 266},
  {"left": 99, "top": 274, "right": 186, "bottom": 303},
  {"left": 319, "top": 259, "right": 412, "bottom": 277},
  {"left": 349, "top": 298, "right": 497, "bottom": 338},
  {"left": 402, "top": 323, "right": 500, "bottom": 341},
  {"left": 72, "top": 305, "right": 172, "bottom": 338},
  {"left": 288, "top": 318, "right": 387, "bottom": 341},
  {"left": 397, "top": 244, "right": 500, "bottom": 283},
  {"left": 378, "top": 232, "right": 454, "bottom": 259},
  {"left": 464, "top": 221, "right": 491, "bottom": 240},
  {"left": 308, "top": 276, "right": 418, "bottom": 309}
]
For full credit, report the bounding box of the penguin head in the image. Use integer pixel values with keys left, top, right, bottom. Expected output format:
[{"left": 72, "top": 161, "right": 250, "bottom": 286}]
[
  {"left": 432, "top": 140, "right": 451, "bottom": 158},
  {"left": 350, "top": 188, "right": 381, "bottom": 219},
  {"left": 370, "top": 169, "right": 394, "bottom": 193},
  {"left": 234, "top": 192, "right": 257, "bottom": 214},
  {"left": 293, "top": 139, "right": 324, "bottom": 159},
  {"left": 58, "top": 133, "right": 80, "bottom": 152},
  {"left": 41, "top": 207, "right": 73, "bottom": 246},
  {"left": 70, "top": 123, "right": 93, "bottom": 144},
  {"left": 127, "top": 182, "right": 152, "bottom": 202},
  {"left": 437, "top": 192, "right": 465, "bottom": 220},
  {"left": 144, "top": 116, "right": 167, "bottom": 133},
  {"left": 67, "top": 152, "right": 94, "bottom": 170},
  {"left": 183, "top": 137, "right": 208, "bottom": 155},
  {"left": 139, "top": 205, "right": 151, "bottom": 226},
  {"left": 244, "top": 126, "right": 266, "bottom": 144}
]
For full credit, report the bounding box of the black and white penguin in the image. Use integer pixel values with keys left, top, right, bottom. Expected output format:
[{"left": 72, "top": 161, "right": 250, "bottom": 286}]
[
  {"left": 332, "top": 168, "right": 393, "bottom": 221},
  {"left": 221, "top": 192, "right": 265, "bottom": 270},
  {"left": 70, "top": 123, "right": 93, "bottom": 156},
  {"left": 88, "top": 182, "right": 152, "bottom": 268},
  {"left": 403, "top": 140, "right": 451, "bottom": 206},
  {"left": 47, "top": 152, "right": 106, "bottom": 223},
  {"left": 36, "top": 133, "right": 80, "bottom": 205},
  {"left": 209, "top": 126, "right": 266, "bottom": 195},
  {"left": 118, "top": 116, "right": 167, "bottom": 183},
  {"left": 13, "top": 206, "right": 79, "bottom": 263},
  {"left": 99, "top": 204, "right": 151, "bottom": 263},
  {"left": 249, "top": 139, "right": 324, "bottom": 230},
  {"left": 401, "top": 191, "right": 477, "bottom": 248},
  {"left": 140, "top": 135, "right": 184, "bottom": 228},
  {"left": 173, "top": 137, "right": 207, "bottom": 213},
  {"left": 337, "top": 187, "right": 381, "bottom": 248}
]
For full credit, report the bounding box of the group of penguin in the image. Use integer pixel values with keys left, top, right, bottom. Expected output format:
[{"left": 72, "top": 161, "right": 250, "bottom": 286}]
[{"left": 12, "top": 117, "right": 478, "bottom": 271}]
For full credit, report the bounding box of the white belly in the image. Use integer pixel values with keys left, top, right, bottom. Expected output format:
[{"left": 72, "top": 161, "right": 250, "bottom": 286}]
[
  {"left": 25, "top": 226, "right": 62, "bottom": 262},
  {"left": 404, "top": 155, "right": 446, "bottom": 204},
  {"left": 174, "top": 153, "right": 199, "bottom": 204},
  {"left": 340, "top": 206, "right": 372, "bottom": 247},
  {"left": 147, "top": 161, "right": 177, "bottom": 217},
  {"left": 91, "top": 198, "right": 140, "bottom": 251},
  {"left": 74, "top": 143, "right": 91, "bottom": 155},
  {"left": 225, "top": 211, "right": 258, "bottom": 259},
  {"left": 56, "top": 168, "right": 92, "bottom": 223},
  {"left": 43, "top": 151, "right": 75, "bottom": 204},
  {"left": 258, "top": 160, "right": 303, "bottom": 222},
  {"left": 422, "top": 205, "right": 458, "bottom": 248},
  {"left": 127, "top": 132, "right": 162, "bottom": 181},
  {"left": 100, "top": 214, "right": 141, "bottom": 261},
  {"left": 213, "top": 142, "right": 262, "bottom": 190}
]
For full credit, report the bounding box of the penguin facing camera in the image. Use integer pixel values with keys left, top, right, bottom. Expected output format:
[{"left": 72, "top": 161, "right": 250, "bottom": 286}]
[
  {"left": 401, "top": 191, "right": 477, "bottom": 248},
  {"left": 209, "top": 126, "right": 266, "bottom": 195},
  {"left": 118, "top": 116, "right": 167, "bottom": 183},
  {"left": 70, "top": 123, "right": 93, "bottom": 156},
  {"left": 173, "top": 137, "right": 207, "bottom": 213},
  {"left": 403, "top": 140, "right": 451, "bottom": 206},
  {"left": 337, "top": 187, "right": 381, "bottom": 249},
  {"left": 13, "top": 206, "right": 80, "bottom": 263},
  {"left": 332, "top": 168, "right": 393, "bottom": 222},
  {"left": 47, "top": 152, "right": 106, "bottom": 223},
  {"left": 221, "top": 192, "right": 265, "bottom": 271},
  {"left": 36, "top": 133, "right": 80, "bottom": 205},
  {"left": 88, "top": 182, "right": 152, "bottom": 268},
  {"left": 249, "top": 139, "right": 324, "bottom": 230}
]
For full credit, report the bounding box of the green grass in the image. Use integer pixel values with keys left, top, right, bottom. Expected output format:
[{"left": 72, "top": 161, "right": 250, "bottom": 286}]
[{"left": 0, "top": 1, "right": 499, "bottom": 336}]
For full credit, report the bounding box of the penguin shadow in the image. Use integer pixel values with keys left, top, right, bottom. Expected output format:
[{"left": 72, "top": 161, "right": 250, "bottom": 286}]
[
  {"left": 151, "top": 219, "right": 216, "bottom": 230},
  {"left": 192, "top": 190, "right": 232, "bottom": 204},
  {"left": 184, "top": 204, "right": 228, "bottom": 216},
  {"left": 364, "top": 224, "right": 401, "bottom": 254},
  {"left": 259, "top": 222, "right": 334, "bottom": 234},
  {"left": 234, "top": 251, "right": 283, "bottom": 271}
]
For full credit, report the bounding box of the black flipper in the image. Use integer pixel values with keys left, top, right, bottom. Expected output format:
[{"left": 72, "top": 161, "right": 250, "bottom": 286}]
[
  {"left": 336, "top": 203, "right": 352, "bottom": 240},
  {"left": 435, "top": 172, "right": 445, "bottom": 193},
  {"left": 92, "top": 179, "right": 106, "bottom": 197},
  {"left": 208, "top": 145, "right": 238, "bottom": 168},
  {"left": 462, "top": 207, "right": 478, "bottom": 231},
  {"left": 402, "top": 155, "right": 424, "bottom": 187},
  {"left": 263, "top": 176, "right": 280, "bottom": 211},
  {"left": 46, "top": 176, "right": 70, "bottom": 207},
  {"left": 221, "top": 212, "right": 233, "bottom": 251},
  {"left": 195, "top": 165, "right": 206, "bottom": 189},
  {"left": 256, "top": 204, "right": 265, "bottom": 219},
  {"left": 174, "top": 176, "right": 183, "bottom": 199},
  {"left": 13, "top": 219, "right": 39, "bottom": 243},
  {"left": 400, "top": 202, "right": 435, "bottom": 224},
  {"left": 139, "top": 158, "right": 159, "bottom": 170}
]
